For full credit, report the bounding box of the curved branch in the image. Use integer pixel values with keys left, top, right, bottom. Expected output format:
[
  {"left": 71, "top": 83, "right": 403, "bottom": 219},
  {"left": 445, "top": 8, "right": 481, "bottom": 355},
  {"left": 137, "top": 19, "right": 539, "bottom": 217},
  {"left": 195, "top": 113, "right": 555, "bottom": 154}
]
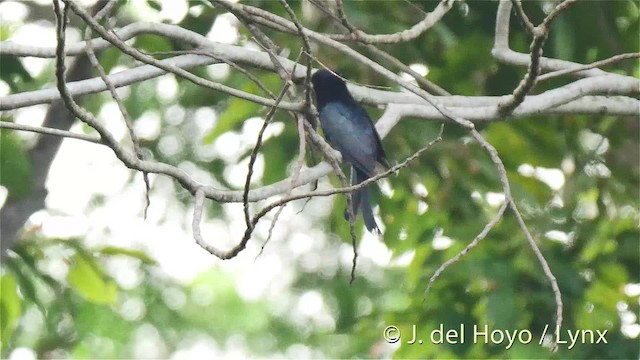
[
  {"left": 492, "top": 0, "right": 635, "bottom": 82},
  {"left": 325, "top": 0, "right": 454, "bottom": 44},
  {"left": 499, "top": 0, "right": 579, "bottom": 116}
]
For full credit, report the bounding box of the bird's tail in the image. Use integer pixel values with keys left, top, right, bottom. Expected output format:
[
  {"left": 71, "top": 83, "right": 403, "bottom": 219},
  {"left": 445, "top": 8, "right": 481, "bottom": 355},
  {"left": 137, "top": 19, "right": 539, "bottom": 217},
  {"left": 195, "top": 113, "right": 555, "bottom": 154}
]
[{"left": 344, "top": 167, "right": 380, "bottom": 234}]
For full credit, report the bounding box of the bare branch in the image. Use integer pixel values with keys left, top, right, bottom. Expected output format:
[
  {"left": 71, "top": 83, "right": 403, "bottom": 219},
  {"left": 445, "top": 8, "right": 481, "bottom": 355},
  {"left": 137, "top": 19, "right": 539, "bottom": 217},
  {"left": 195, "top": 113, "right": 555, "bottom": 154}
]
[
  {"left": 242, "top": 81, "right": 291, "bottom": 231},
  {"left": 424, "top": 201, "right": 508, "bottom": 299},
  {"left": 4, "top": 61, "right": 636, "bottom": 116},
  {"left": 334, "top": 0, "right": 360, "bottom": 39},
  {"left": 213, "top": 0, "right": 568, "bottom": 338},
  {"left": 309, "top": 0, "right": 449, "bottom": 96},
  {"left": 540, "top": 0, "right": 578, "bottom": 29},
  {"left": 499, "top": 0, "right": 578, "bottom": 116},
  {"left": 510, "top": 0, "right": 535, "bottom": 35},
  {"left": 1, "top": 22, "right": 306, "bottom": 83},
  {"left": 236, "top": 125, "right": 444, "bottom": 265},
  {"left": 64, "top": 0, "right": 302, "bottom": 111},
  {"left": 322, "top": 0, "right": 454, "bottom": 44},
  {"left": 492, "top": 0, "right": 634, "bottom": 82},
  {"left": 538, "top": 52, "right": 640, "bottom": 81},
  {"left": 3, "top": 21, "right": 635, "bottom": 116},
  {"left": 0, "top": 121, "right": 102, "bottom": 144},
  {"left": 497, "top": 27, "right": 547, "bottom": 116},
  {"left": 0, "top": 54, "right": 220, "bottom": 110},
  {"left": 470, "top": 128, "right": 563, "bottom": 347},
  {"left": 82, "top": 0, "right": 151, "bottom": 218}
]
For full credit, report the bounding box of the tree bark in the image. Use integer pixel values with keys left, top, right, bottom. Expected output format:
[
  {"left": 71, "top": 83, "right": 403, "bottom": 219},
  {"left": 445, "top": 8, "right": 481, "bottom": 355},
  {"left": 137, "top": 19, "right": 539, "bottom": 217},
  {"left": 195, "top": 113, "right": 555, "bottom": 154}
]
[{"left": 1, "top": 53, "right": 94, "bottom": 260}]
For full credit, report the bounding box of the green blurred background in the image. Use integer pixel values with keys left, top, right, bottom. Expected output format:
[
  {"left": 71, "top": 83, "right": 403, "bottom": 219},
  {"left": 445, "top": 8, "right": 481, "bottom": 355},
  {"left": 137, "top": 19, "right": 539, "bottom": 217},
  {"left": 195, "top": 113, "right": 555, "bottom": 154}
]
[{"left": 1, "top": 0, "right": 638, "bottom": 358}]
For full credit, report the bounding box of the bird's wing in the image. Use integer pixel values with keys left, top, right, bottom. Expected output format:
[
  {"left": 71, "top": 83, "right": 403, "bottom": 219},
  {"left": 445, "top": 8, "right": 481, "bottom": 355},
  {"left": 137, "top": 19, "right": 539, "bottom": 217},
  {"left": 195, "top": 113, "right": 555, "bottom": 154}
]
[
  {"left": 339, "top": 104, "right": 391, "bottom": 171},
  {"left": 346, "top": 104, "right": 389, "bottom": 169},
  {"left": 372, "top": 122, "right": 391, "bottom": 169},
  {"left": 319, "top": 102, "right": 378, "bottom": 176}
]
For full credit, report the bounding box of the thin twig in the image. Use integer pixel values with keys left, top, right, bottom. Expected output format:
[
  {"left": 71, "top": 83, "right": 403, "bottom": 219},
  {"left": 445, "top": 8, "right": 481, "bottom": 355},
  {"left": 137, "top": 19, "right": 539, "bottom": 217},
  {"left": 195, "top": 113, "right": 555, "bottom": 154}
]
[
  {"left": 176, "top": 48, "right": 278, "bottom": 99},
  {"left": 334, "top": 0, "right": 361, "bottom": 39},
  {"left": 311, "top": 0, "right": 454, "bottom": 44},
  {"left": 249, "top": 125, "right": 444, "bottom": 230},
  {"left": 424, "top": 201, "right": 508, "bottom": 298},
  {"left": 308, "top": 0, "right": 449, "bottom": 96},
  {"left": 277, "top": 0, "right": 367, "bottom": 281},
  {"left": 231, "top": 13, "right": 305, "bottom": 256},
  {"left": 83, "top": 0, "right": 152, "bottom": 218},
  {"left": 278, "top": 0, "right": 313, "bottom": 106},
  {"left": 303, "top": 117, "right": 359, "bottom": 282},
  {"left": 498, "top": 0, "right": 578, "bottom": 116},
  {"left": 64, "top": 0, "right": 301, "bottom": 111},
  {"left": 192, "top": 122, "right": 442, "bottom": 261},
  {"left": 470, "top": 128, "right": 563, "bottom": 349},
  {"left": 363, "top": 45, "right": 450, "bottom": 96},
  {"left": 242, "top": 82, "right": 291, "bottom": 230},
  {"left": 538, "top": 52, "right": 640, "bottom": 81},
  {"left": 211, "top": 7, "right": 564, "bottom": 334},
  {"left": 541, "top": 0, "right": 579, "bottom": 29},
  {"left": 510, "top": 0, "right": 535, "bottom": 35},
  {"left": 497, "top": 28, "right": 547, "bottom": 116},
  {"left": 492, "top": 1, "right": 632, "bottom": 82},
  {"left": 0, "top": 121, "right": 103, "bottom": 144}
]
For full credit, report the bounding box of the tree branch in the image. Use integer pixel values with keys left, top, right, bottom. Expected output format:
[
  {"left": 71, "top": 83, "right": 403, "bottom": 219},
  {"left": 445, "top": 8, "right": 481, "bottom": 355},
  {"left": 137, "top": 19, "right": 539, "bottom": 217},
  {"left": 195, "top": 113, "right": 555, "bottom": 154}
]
[
  {"left": 0, "top": 121, "right": 102, "bottom": 144},
  {"left": 492, "top": 0, "right": 635, "bottom": 82},
  {"left": 321, "top": 0, "right": 454, "bottom": 44},
  {"left": 538, "top": 52, "right": 640, "bottom": 81},
  {"left": 0, "top": 0, "right": 109, "bottom": 258},
  {"left": 499, "top": 0, "right": 578, "bottom": 116}
]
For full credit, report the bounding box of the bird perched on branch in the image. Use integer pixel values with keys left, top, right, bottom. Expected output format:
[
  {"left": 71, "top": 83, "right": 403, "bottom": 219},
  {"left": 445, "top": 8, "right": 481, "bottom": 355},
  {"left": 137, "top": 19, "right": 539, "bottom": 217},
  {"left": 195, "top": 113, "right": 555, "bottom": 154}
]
[{"left": 311, "top": 69, "right": 391, "bottom": 234}]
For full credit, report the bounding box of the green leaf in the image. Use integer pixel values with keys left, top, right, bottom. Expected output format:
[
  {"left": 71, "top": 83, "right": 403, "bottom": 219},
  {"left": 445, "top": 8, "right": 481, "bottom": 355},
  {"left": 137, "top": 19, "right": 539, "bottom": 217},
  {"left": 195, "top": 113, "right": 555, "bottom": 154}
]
[
  {"left": 97, "top": 246, "right": 156, "bottom": 264},
  {"left": 98, "top": 47, "right": 122, "bottom": 75},
  {"left": 0, "top": 55, "right": 32, "bottom": 92},
  {"left": 0, "top": 273, "right": 22, "bottom": 348},
  {"left": 204, "top": 72, "right": 283, "bottom": 143},
  {"left": 3, "top": 256, "right": 43, "bottom": 312},
  {"left": 146, "top": 0, "right": 162, "bottom": 12},
  {"left": 0, "top": 130, "right": 33, "bottom": 199},
  {"left": 67, "top": 255, "right": 118, "bottom": 305},
  {"left": 133, "top": 34, "right": 173, "bottom": 54},
  {"left": 204, "top": 98, "right": 260, "bottom": 144},
  {"left": 0, "top": 25, "right": 13, "bottom": 41}
]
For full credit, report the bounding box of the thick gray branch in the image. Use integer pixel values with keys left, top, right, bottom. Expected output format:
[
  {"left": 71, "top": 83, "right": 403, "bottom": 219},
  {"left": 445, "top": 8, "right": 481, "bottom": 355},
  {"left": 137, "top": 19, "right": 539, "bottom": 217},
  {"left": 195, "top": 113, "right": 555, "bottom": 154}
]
[{"left": 2, "top": 22, "right": 637, "bottom": 116}]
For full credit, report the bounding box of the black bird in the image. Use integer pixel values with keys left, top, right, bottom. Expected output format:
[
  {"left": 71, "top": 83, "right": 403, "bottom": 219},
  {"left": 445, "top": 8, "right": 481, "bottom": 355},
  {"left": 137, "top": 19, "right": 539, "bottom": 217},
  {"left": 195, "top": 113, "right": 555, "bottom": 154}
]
[{"left": 311, "top": 69, "right": 390, "bottom": 233}]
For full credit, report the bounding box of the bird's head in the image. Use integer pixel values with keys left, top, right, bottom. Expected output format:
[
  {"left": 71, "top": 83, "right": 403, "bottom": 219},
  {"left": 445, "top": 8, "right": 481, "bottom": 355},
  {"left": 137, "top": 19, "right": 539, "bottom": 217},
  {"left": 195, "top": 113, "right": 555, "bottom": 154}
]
[
  {"left": 311, "top": 69, "right": 345, "bottom": 88},
  {"left": 310, "top": 69, "right": 353, "bottom": 109}
]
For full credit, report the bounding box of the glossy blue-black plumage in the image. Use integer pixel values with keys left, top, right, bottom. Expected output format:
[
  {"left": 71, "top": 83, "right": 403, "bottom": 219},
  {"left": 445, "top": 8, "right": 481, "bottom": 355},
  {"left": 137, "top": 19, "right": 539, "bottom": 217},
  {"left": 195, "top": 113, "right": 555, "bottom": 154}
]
[{"left": 311, "top": 70, "right": 390, "bottom": 233}]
